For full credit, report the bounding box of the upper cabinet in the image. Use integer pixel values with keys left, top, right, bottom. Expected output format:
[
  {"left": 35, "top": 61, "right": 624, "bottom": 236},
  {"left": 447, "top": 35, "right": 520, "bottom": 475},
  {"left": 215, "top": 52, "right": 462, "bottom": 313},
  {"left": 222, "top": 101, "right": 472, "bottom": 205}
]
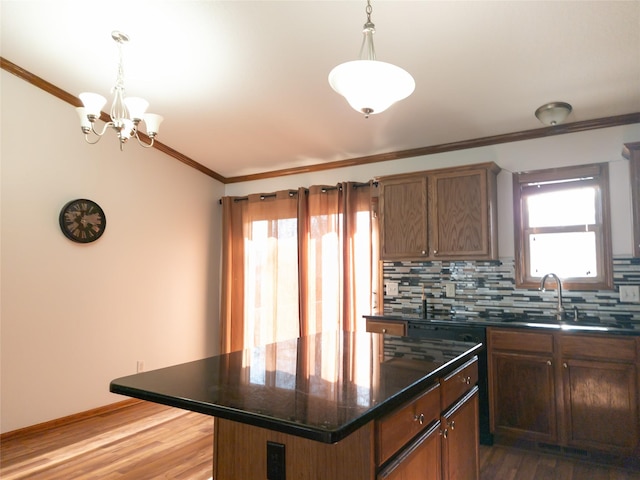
[
  {"left": 379, "top": 162, "right": 500, "bottom": 261},
  {"left": 624, "top": 142, "right": 640, "bottom": 258}
]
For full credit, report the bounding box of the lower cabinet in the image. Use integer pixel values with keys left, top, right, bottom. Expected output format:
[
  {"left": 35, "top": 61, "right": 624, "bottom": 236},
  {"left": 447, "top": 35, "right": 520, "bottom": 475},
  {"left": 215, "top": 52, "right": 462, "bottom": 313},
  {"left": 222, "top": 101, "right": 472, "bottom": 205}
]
[
  {"left": 378, "top": 422, "right": 441, "bottom": 480},
  {"left": 441, "top": 389, "right": 480, "bottom": 480},
  {"left": 376, "top": 357, "right": 480, "bottom": 480},
  {"left": 488, "top": 327, "right": 640, "bottom": 456},
  {"left": 561, "top": 335, "right": 639, "bottom": 453}
]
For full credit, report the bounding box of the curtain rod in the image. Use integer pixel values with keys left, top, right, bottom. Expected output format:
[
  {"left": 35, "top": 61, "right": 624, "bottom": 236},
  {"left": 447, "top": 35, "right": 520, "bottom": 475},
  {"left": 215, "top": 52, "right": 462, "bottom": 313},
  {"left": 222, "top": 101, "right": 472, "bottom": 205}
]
[{"left": 218, "top": 181, "right": 377, "bottom": 204}]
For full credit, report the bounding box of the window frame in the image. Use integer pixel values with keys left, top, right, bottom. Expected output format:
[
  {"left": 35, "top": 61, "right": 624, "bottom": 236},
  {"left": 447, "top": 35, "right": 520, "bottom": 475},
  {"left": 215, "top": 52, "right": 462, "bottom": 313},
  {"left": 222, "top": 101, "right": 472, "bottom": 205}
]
[{"left": 513, "top": 163, "right": 613, "bottom": 290}]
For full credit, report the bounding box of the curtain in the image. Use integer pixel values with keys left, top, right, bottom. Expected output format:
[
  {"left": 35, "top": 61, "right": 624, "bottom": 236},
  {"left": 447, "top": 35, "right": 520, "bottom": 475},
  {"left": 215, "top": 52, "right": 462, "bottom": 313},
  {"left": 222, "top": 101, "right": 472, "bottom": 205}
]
[{"left": 220, "top": 182, "right": 378, "bottom": 353}]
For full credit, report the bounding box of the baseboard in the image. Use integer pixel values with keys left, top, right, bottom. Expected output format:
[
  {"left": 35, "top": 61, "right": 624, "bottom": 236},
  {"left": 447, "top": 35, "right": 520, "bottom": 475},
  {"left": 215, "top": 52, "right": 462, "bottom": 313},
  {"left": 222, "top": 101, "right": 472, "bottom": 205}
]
[
  {"left": 493, "top": 434, "right": 640, "bottom": 472},
  {"left": 0, "top": 398, "right": 143, "bottom": 442}
]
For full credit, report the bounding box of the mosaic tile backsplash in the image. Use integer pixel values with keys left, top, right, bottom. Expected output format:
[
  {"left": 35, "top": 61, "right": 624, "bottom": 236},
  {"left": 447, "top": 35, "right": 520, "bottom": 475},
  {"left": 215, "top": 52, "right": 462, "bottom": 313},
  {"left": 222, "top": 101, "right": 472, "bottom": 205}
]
[{"left": 382, "top": 256, "right": 640, "bottom": 330}]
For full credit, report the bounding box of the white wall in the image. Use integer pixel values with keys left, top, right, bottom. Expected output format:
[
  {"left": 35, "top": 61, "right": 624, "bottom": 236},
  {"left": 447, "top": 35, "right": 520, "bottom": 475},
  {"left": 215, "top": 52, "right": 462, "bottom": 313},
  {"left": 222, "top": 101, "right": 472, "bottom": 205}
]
[
  {"left": 0, "top": 71, "right": 224, "bottom": 433},
  {"left": 224, "top": 124, "right": 640, "bottom": 257}
]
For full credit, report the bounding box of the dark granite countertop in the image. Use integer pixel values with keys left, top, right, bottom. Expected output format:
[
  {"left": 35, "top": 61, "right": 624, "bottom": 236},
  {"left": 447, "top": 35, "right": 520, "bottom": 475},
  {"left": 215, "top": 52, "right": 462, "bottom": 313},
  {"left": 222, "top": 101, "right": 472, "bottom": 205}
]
[
  {"left": 110, "top": 331, "right": 481, "bottom": 443},
  {"left": 365, "top": 313, "right": 640, "bottom": 336}
]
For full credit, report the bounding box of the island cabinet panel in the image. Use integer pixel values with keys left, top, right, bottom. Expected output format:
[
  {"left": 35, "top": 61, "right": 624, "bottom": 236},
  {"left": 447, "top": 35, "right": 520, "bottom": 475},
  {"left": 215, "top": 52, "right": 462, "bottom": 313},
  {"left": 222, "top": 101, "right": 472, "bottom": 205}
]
[
  {"left": 213, "top": 418, "right": 375, "bottom": 480},
  {"left": 378, "top": 422, "right": 441, "bottom": 480},
  {"left": 441, "top": 389, "right": 480, "bottom": 480},
  {"left": 376, "top": 383, "right": 440, "bottom": 465},
  {"left": 488, "top": 328, "right": 640, "bottom": 457},
  {"left": 378, "top": 162, "right": 500, "bottom": 261},
  {"left": 440, "top": 357, "right": 479, "bottom": 411}
]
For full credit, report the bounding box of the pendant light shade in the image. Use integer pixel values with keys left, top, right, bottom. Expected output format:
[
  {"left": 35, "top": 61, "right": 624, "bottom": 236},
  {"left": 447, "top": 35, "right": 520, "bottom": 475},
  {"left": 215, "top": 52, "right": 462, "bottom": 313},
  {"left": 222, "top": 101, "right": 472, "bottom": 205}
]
[
  {"left": 329, "top": 1, "right": 415, "bottom": 118},
  {"left": 329, "top": 60, "right": 415, "bottom": 117}
]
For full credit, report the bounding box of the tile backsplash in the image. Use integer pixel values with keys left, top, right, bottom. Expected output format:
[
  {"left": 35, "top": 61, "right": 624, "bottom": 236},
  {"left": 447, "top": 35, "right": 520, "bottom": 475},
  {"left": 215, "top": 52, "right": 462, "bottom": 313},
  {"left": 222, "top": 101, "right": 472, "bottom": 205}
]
[{"left": 382, "top": 256, "right": 640, "bottom": 329}]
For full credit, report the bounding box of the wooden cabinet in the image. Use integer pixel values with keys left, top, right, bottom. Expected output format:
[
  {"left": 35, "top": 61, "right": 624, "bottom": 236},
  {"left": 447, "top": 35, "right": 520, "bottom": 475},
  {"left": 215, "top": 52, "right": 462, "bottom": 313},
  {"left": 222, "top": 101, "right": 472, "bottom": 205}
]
[
  {"left": 623, "top": 141, "right": 640, "bottom": 257},
  {"left": 378, "top": 162, "right": 500, "bottom": 261},
  {"left": 488, "top": 327, "right": 640, "bottom": 456},
  {"left": 441, "top": 389, "right": 480, "bottom": 480},
  {"left": 560, "top": 335, "right": 639, "bottom": 453},
  {"left": 378, "top": 423, "right": 441, "bottom": 480},
  {"left": 376, "top": 383, "right": 440, "bottom": 465},
  {"left": 376, "top": 356, "right": 480, "bottom": 480},
  {"left": 379, "top": 175, "right": 429, "bottom": 259},
  {"left": 366, "top": 318, "right": 407, "bottom": 336},
  {"left": 488, "top": 329, "right": 557, "bottom": 443}
]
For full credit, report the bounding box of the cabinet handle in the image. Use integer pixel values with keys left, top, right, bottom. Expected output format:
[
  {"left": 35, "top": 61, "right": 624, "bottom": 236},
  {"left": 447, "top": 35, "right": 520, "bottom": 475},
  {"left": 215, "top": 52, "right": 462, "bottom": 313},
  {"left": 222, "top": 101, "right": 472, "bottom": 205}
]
[
  {"left": 563, "top": 362, "right": 568, "bottom": 369},
  {"left": 460, "top": 375, "right": 471, "bottom": 385},
  {"left": 413, "top": 413, "right": 425, "bottom": 425},
  {"left": 547, "top": 360, "right": 552, "bottom": 366},
  {"left": 448, "top": 420, "right": 455, "bottom": 430},
  {"left": 433, "top": 250, "right": 438, "bottom": 255},
  {"left": 421, "top": 250, "right": 426, "bottom": 255},
  {"left": 441, "top": 428, "right": 448, "bottom": 439},
  {"left": 382, "top": 328, "right": 387, "bottom": 333}
]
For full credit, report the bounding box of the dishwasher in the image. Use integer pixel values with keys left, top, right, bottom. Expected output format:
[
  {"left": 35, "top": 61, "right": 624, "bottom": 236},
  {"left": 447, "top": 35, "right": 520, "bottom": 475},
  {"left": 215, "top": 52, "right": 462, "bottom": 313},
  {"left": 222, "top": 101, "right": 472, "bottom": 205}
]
[{"left": 408, "top": 321, "right": 493, "bottom": 445}]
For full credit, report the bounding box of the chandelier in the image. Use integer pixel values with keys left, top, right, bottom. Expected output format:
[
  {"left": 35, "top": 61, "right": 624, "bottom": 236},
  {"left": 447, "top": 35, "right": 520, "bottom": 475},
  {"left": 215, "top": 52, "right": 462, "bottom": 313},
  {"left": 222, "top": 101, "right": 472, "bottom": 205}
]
[
  {"left": 76, "top": 31, "right": 163, "bottom": 150},
  {"left": 328, "top": 0, "right": 415, "bottom": 118}
]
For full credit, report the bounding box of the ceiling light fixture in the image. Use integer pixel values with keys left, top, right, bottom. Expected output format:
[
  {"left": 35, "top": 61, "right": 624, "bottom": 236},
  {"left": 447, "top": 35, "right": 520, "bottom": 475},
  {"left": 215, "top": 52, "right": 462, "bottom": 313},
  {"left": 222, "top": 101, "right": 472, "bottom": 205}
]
[
  {"left": 76, "top": 31, "right": 163, "bottom": 151},
  {"left": 535, "top": 102, "right": 572, "bottom": 126},
  {"left": 328, "top": 0, "right": 415, "bottom": 118}
]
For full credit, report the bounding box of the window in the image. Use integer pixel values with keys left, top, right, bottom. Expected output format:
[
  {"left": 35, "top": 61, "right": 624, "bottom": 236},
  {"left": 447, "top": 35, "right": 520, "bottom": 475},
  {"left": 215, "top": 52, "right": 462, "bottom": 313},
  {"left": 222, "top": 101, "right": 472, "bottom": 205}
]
[{"left": 513, "top": 163, "right": 613, "bottom": 290}]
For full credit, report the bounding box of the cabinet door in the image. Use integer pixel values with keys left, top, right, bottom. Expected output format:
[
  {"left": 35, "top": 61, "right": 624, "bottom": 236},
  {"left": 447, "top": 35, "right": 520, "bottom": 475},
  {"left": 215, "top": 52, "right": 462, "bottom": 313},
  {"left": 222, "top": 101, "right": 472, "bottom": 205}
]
[
  {"left": 441, "top": 388, "right": 479, "bottom": 480},
  {"left": 379, "top": 176, "right": 428, "bottom": 259},
  {"left": 430, "top": 167, "right": 496, "bottom": 259},
  {"left": 377, "top": 422, "right": 441, "bottom": 480},
  {"left": 562, "top": 358, "right": 639, "bottom": 452},
  {"left": 489, "top": 352, "right": 557, "bottom": 442}
]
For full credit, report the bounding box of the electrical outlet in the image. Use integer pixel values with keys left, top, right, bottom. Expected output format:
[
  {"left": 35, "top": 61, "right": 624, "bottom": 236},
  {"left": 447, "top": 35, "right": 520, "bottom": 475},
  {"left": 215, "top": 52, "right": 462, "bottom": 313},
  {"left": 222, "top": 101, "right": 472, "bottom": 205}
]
[
  {"left": 445, "top": 283, "right": 456, "bottom": 298},
  {"left": 386, "top": 281, "right": 399, "bottom": 296},
  {"left": 266, "top": 441, "right": 286, "bottom": 480},
  {"left": 619, "top": 285, "right": 640, "bottom": 303},
  {"left": 136, "top": 360, "right": 145, "bottom": 373}
]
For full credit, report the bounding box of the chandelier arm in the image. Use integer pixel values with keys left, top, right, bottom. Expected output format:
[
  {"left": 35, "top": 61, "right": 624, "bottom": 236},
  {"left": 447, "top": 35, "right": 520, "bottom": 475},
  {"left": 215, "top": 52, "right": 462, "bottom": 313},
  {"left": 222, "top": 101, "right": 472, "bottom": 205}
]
[
  {"left": 83, "top": 133, "right": 103, "bottom": 145},
  {"left": 133, "top": 131, "right": 155, "bottom": 149},
  {"left": 90, "top": 121, "right": 114, "bottom": 137}
]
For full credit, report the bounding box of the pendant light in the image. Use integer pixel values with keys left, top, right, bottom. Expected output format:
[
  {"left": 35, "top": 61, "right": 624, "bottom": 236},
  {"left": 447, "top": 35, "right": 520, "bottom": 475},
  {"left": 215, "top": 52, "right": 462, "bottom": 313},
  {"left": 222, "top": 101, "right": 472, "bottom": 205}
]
[{"left": 328, "top": 0, "right": 415, "bottom": 118}]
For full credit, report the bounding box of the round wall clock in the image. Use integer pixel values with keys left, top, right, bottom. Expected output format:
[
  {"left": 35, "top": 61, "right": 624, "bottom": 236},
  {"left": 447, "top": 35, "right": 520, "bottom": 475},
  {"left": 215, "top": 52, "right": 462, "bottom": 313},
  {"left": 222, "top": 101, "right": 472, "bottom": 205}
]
[{"left": 59, "top": 199, "right": 106, "bottom": 243}]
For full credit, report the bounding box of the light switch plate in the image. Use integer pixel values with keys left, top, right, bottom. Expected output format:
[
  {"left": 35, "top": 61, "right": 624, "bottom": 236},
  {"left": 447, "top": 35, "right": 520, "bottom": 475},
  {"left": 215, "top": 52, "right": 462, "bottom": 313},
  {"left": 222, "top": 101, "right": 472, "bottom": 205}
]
[
  {"left": 386, "top": 282, "right": 399, "bottom": 296},
  {"left": 619, "top": 285, "right": 640, "bottom": 303},
  {"left": 445, "top": 283, "right": 456, "bottom": 298}
]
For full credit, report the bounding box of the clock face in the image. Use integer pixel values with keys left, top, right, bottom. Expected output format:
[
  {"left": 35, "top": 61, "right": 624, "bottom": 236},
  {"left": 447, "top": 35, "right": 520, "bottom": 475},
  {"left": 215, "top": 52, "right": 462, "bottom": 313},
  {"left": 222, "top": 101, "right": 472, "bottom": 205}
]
[{"left": 59, "top": 199, "right": 106, "bottom": 243}]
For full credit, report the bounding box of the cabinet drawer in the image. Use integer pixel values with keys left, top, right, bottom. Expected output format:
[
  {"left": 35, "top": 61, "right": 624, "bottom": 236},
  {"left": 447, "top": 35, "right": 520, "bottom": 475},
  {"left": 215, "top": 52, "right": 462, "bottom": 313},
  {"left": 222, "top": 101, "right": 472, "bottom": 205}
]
[
  {"left": 440, "top": 357, "right": 478, "bottom": 410},
  {"left": 489, "top": 328, "right": 553, "bottom": 354},
  {"left": 560, "top": 335, "right": 637, "bottom": 362},
  {"left": 367, "top": 319, "right": 407, "bottom": 336},
  {"left": 376, "top": 383, "right": 440, "bottom": 465}
]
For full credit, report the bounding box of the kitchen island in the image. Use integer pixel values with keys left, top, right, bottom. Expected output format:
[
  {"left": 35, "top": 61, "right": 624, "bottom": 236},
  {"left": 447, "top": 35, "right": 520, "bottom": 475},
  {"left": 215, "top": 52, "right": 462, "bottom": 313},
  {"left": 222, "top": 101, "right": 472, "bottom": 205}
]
[{"left": 111, "top": 331, "right": 482, "bottom": 479}]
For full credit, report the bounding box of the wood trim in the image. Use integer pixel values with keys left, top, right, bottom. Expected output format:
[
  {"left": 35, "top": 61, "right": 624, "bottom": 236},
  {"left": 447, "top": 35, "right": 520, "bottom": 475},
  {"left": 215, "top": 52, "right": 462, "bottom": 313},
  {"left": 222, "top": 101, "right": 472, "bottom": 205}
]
[
  {"left": 225, "top": 114, "right": 640, "bottom": 184},
  {"left": 0, "top": 398, "right": 143, "bottom": 442},
  {"left": 0, "top": 57, "right": 224, "bottom": 182},
  {"left": 3, "top": 56, "right": 639, "bottom": 185},
  {"left": 624, "top": 142, "right": 640, "bottom": 257}
]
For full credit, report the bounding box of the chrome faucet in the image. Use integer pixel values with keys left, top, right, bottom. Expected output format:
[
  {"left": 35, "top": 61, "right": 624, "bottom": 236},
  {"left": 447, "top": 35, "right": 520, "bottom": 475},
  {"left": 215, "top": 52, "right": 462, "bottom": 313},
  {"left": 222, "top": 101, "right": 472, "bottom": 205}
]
[{"left": 539, "top": 273, "right": 565, "bottom": 322}]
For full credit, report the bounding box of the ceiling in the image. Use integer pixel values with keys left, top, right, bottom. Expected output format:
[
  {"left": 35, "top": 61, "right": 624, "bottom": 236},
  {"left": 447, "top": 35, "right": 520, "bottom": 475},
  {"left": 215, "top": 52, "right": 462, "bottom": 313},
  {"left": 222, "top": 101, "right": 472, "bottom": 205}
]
[{"left": 2, "top": 1, "right": 639, "bottom": 181}]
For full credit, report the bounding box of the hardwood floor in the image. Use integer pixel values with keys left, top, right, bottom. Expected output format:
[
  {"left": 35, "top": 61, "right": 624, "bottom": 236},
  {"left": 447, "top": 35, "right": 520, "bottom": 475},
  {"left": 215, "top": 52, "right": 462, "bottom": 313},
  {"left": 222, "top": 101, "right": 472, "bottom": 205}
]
[{"left": 1, "top": 400, "right": 639, "bottom": 479}]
